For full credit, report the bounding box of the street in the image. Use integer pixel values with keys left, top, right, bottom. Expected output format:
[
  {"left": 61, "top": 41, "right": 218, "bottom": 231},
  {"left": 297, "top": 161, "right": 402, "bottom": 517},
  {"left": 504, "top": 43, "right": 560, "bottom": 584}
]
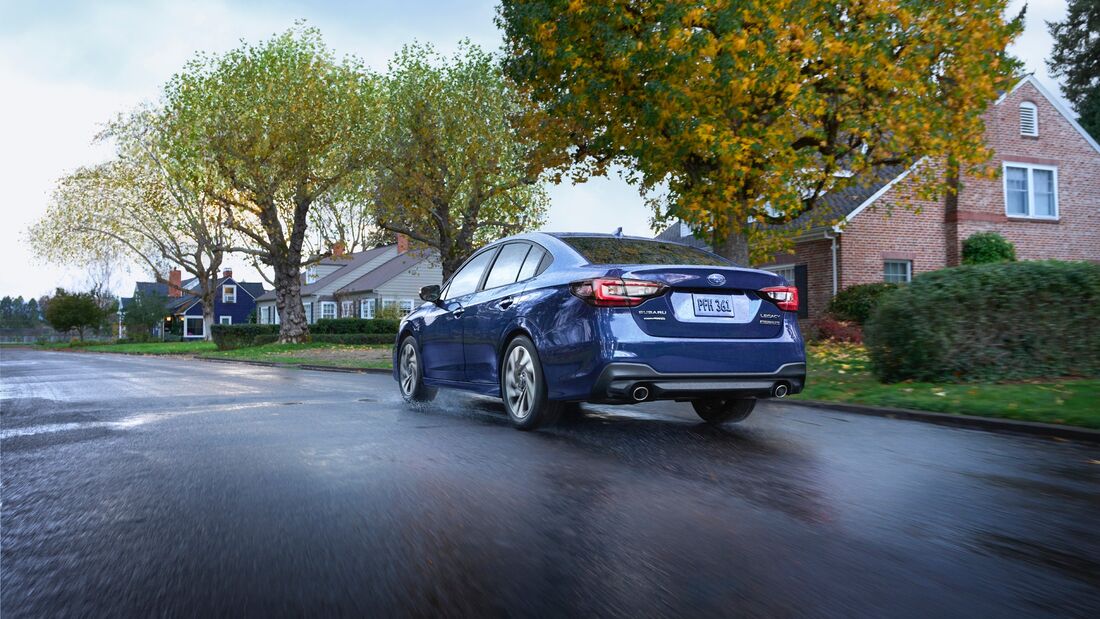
[{"left": 1, "top": 349, "right": 1098, "bottom": 618}]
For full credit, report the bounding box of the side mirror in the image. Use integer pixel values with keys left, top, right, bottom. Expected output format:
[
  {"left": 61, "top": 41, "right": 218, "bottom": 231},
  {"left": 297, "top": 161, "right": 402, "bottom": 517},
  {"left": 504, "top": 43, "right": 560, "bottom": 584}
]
[{"left": 419, "top": 284, "right": 441, "bottom": 303}]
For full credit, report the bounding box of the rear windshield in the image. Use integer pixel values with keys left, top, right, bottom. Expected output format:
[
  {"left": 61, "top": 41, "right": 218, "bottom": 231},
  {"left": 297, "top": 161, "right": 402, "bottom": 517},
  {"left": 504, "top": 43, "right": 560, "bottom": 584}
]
[{"left": 560, "top": 237, "right": 731, "bottom": 266}]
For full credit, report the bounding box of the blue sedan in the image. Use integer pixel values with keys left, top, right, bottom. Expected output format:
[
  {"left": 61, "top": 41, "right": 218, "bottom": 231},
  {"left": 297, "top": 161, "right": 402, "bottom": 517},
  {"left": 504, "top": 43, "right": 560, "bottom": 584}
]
[{"left": 393, "top": 233, "right": 806, "bottom": 430}]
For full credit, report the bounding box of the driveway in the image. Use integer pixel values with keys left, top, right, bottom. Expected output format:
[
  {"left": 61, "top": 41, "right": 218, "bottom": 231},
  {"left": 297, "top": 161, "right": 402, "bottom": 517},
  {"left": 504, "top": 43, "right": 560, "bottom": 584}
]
[{"left": 2, "top": 349, "right": 1098, "bottom": 617}]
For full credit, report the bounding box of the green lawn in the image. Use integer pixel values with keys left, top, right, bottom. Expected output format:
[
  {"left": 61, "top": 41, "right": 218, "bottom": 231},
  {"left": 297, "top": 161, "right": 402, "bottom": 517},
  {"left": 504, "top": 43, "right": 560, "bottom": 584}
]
[
  {"left": 201, "top": 342, "right": 392, "bottom": 370},
  {"left": 79, "top": 341, "right": 217, "bottom": 354},
  {"left": 795, "top": 342, "right": 1100, "bottom": 429}
]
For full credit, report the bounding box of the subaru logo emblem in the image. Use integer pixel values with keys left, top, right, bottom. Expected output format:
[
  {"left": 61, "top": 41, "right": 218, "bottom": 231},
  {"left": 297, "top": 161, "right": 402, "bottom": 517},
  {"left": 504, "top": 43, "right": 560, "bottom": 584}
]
[{"left": 707, "top": 273, "right": 726, "bottom": 286}]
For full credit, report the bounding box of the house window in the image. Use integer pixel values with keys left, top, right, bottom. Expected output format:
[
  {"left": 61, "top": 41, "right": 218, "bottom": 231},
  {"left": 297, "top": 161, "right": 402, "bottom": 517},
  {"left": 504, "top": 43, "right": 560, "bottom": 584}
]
[
  {"left": 884, "top": 260, "right": 912, "bottom": 284},
  {"left": 1019, "top": 101, "right": 1038, "bottom": 137},
  {"left": 399, "top": 300, "right": 414, "bottom": 316},
  {"left": 766, "top": 264, "right": 796, "bottom": 284},
  {"left": 306, "top": 267, "right": 319, "bottom": 284},
  {"left": 1004, "top": 163, "right": 1058, "bottom": 219},
  {"left": 321, "top": 302, "right": 336, "bottom": 320},
  {"left": 222, "top": 285, "right": 236, "bottom": 303},
  {"left": 341, "top": 300, "right": 353, "bottom": 318},
  {"left": 219, "top": 316, "right": 232, "bottom": 325},
  {"left": 382, "top": 299, "right": 397, "bottom": 314},
  {"left": 304, "top": 302, "right": 313, "bottom": 324},
  {"left": 184, "top": 316, "right": 205, "bottom": 337},
  {"left": 360, "top": 298, "right": 375, "bottom": 319}
]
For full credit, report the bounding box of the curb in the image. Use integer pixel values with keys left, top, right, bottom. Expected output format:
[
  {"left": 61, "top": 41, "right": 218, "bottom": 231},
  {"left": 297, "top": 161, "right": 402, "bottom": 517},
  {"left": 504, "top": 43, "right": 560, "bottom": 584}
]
[
  {"left": 195, "top": 356, "right": 392, "bottom": 375},
  {"left": 776, "top": 399, "right": 1100, "bottom": 443}
]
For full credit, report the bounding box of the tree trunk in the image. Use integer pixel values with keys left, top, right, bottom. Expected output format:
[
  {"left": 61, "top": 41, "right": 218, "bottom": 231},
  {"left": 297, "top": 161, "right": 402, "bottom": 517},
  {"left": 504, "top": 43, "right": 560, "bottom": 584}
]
[
  {"left": 716, "top": 229, "right": 751, "bottom": 266},
  {"left": 273, "top": 262, "right": 308, "bottom": 343},
  {"left": 201, "top": 284, "right": 216, "bottom": 342},
  {"left": 441, "top": 250, "right": 467, "bottom": 282}
]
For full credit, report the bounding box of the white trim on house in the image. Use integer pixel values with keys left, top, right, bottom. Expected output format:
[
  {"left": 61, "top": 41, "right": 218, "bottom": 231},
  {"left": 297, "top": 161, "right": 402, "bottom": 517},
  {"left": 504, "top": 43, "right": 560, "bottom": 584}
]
[
  {"left": 219, "top": 315, "right": 232, "bottom": 325},
  {"left": 360, "top": 298, "right": 375, "bottom": 319},
  {"left": 320, "top": 302, "right": 336, "bottom": 320},
  {"left": 1002, "top": 161, "right": 1059, "bottom": 219},
  {"left": 884, "top": 259, "right": 913, "bottom": 284},
  {"left": 994, "top": 75, "right": 1100, "bottom": 155},
  {"left": 222, "top": 284, "right": 237, "bottom": 303},
  {"left": 341, "top": 300, "right": 353, "bottom": 318},
  {"left": 1019, "top": 101, "right": 1038, "bottom": 136},
  {"left": 841, "top": 158, "right": 925, "bottom": 225}
]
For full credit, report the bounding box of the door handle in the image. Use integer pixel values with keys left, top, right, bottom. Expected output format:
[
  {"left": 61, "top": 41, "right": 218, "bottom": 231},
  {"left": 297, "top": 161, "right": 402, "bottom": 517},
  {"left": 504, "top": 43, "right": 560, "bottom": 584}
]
[
  {"left": 497, "top": 297, "right": 514, "bottom": 309},
  {"left": 451, "top": 308, "right": 465, "bottom": 318}
]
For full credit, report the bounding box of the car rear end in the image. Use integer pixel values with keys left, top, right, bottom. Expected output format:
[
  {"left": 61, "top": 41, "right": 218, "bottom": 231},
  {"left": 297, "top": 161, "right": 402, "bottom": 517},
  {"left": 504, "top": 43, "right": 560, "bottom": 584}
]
[{"left": 539, "top": 235, "right": 806, "bottom": 403}]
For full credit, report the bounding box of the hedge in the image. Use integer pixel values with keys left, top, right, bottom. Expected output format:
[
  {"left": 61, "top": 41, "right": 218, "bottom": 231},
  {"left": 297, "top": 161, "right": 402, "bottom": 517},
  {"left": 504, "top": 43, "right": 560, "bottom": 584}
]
[
  {"left": 311, "top": 318, "right": 401, "bottom": 334},
  {"left": 210, "top": 324, "right": 279, "bottom": 350},
  {"left": 961, "top": 232, "right": 1016, "bottom": 265},
  {"left": 252, "top": 333, "right": 396, "bottom": 346},
  {"left": 826, "top": 282, "right": 898, "bottom": 325},
  {"left": 864, "top": 261, "right": 1100, "bottom": 382}
]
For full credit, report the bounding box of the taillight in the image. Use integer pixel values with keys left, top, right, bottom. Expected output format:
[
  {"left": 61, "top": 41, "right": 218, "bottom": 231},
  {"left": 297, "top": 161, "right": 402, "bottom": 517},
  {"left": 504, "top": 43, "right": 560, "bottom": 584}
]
[
  {"left": 760, "top": 286, "right": 799, "bottom": 312},
  {"left": 571, "top": 278, "right": 667, "bottom": 307}
]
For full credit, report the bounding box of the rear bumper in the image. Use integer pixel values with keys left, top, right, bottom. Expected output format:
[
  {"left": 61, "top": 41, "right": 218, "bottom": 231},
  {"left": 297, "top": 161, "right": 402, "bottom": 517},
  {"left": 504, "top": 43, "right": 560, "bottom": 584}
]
[{"left": 589, "top": 362, "right": 806, "bottom": 402}]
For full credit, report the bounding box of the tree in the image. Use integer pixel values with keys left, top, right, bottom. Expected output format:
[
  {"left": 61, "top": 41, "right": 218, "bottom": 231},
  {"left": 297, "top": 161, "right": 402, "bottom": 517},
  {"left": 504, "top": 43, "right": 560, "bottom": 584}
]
[
  {"left": 498, "top": 0, "right": 1023, "bottom": 263},
  {"left": 1048, "top": 0, "right": 1100, "bottom": 139},
  {"left": 44, "top": 288, "right": 105, "bottom": 341},
  {"left": 372, "top": 42, "right": 550, "bottom": 279},
  {"left": 122, "top": 290, "right": 168, "bottom": 341},
  {"left": 161, "top": 25, "right": 382, "bottom": 343},
  {"left": 28, "top": 108, "right": 230, "bottom": 340}
]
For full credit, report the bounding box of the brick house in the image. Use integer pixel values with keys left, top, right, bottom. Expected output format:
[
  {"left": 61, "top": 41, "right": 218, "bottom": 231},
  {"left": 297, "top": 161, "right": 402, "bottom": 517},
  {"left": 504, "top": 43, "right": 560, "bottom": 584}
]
[{"left": 658, "top": 75, "right": 1100, "bottom": 321}]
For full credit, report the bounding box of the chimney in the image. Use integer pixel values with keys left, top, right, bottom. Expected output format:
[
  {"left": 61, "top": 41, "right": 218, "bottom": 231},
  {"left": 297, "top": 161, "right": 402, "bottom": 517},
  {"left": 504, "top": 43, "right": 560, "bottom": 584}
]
[
  {"left": 396, "top": 233, "right": 409, "bottom": 255},
  {"left": 222, "top": 268, "right": 233, "bottom": 279},
  {"left": 331, "top": 241, "right": 346, "bottom": 258},
  {"left": 168, "top": 268, "right": 182, "bottom": 298}
]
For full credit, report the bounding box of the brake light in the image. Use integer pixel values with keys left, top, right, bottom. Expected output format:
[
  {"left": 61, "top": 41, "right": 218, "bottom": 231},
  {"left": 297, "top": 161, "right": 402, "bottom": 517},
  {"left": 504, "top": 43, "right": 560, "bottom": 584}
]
[
  {"left": 571, "top": 278, "right": 667, "bottom": 307},
  {"left": 760, "top": 286, "right": 799, "bottom": 312}
]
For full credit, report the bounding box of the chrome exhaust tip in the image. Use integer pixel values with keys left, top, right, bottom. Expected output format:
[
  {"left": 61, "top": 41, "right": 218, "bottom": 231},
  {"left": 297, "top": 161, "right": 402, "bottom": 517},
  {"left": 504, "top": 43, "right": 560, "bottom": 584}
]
[
  {"left": 632, "top": 386, "right": 650, "bottom": 401},
  {"left": 773, "top": 383, "right": 789, "bottom": 398}
]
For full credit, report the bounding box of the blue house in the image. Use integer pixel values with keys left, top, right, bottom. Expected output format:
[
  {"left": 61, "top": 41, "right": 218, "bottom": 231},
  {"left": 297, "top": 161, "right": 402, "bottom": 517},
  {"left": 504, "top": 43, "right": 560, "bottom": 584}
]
[{"left": 121, "top": 268, "right": 267, "bottom": 339}]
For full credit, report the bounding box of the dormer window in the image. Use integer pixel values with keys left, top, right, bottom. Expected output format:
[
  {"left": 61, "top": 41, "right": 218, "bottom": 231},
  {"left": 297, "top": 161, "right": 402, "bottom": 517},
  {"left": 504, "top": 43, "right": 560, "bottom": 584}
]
[
  {"left": 1019, "top": 101, "right": 1038, "bottom": 137},
  {"left": 306, "top": 267, "right": 319, "bottom": 284}
]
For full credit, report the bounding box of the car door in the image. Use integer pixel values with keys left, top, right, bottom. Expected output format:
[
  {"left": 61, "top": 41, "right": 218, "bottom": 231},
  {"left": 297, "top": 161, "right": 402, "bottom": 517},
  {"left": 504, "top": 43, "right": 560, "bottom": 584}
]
[
  {"left": 462, "top": 242, "right": 539, "bottom": 384},
  {"left": 419, "top": 248, "right": 498, "bottom": 381}
]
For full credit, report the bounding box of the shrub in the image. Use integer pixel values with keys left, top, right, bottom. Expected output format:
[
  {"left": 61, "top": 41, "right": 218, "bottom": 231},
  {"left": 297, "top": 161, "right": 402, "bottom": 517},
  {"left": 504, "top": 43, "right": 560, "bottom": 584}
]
[
  {"left": 864, "top": 261, "right": 1100, "bottom": 382},
  {"left": 825, "top": 282, "right": 898, "bottom": 325},
  {"left": 252, "top": 333, "right": 395, "bottom": 346},
  {"left": 811, "top": 317, "right": 863, "bottom": 344},
  {"left": 961, "top": 232, "right": 1016, "bottom": 265},
  {"left": 210, "top": 324, "right": 279, "bottom": 350},
  {"left": 311, "top": 318, "right": 401, "bottom": 335}
]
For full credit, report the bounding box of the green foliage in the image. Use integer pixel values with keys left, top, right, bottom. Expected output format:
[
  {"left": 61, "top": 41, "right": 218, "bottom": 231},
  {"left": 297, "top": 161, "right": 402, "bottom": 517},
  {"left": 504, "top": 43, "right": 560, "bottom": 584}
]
[
  {"left": 374, "top": 41, "right": 549, "bottom": 278},
  {"left": 311, "top": 318, "right": 400, "bottom": 334},
  {"left": 1047, "top": 0, "right": 1100, "bottom": 138},
  {"left": 864, "top": 261, "right": 1100, "bottom": 382},
  {"left": 210, "top": 324, "right": 279, "bottom": 350},
  {"left": 122, "top": 291, "right": 168, "bottom": 342},
  {"left": 43, "top": 288, "right": 107, "bottom": 340},
  {"left": 253, "top": 333, "right": 395, "bottom": 346},
  {"left": 498, "top": 0, "right": 1023, "bottom": 263},
  {"left": 961, "top": 232, "right": 1016, "bottom": 265},
  {"left": 0, "top": 296, "right": 44, "bottom": 328},
  {"left": 826, "top": 283, "right": 899, "bottom": 325}
]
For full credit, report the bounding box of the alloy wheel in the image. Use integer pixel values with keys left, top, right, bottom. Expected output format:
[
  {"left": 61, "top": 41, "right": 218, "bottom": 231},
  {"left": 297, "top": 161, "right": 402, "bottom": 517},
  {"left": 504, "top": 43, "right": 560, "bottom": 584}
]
[
  {"left": 504, "top": 345, "right": 536, "bottom": 420},
  {"left": 399, "top": 342, "right": 418, "bottom": 396}
]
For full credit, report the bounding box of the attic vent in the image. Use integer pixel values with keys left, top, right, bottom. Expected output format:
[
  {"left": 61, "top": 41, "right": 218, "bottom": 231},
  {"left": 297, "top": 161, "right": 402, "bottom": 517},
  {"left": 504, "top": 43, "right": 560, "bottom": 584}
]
[{"left": 1020, "top": 102, "right": 1038, "bottom": 137}]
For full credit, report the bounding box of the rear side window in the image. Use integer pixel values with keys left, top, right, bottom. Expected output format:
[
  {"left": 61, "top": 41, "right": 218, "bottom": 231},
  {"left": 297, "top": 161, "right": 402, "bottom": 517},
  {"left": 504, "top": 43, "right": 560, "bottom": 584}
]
[
  {"left": 445, "top": 249, "right": 496, "bottom": 300},
  {"left": 560, "top": 237, "right": 730, "bottom": 266},
  {"left": 483, "top": 243, "right": 531, "bottom": 290},
  {"left": 516, "top": 245, "right": 548, "bottom": 281}
]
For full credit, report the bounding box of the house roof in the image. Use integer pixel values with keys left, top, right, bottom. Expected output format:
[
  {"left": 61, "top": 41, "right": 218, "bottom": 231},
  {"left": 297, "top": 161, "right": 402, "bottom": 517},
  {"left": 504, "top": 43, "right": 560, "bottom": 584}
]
[
  {"left": 336, "top": 250, "right": 433, "bottom": 295},
  {"left": 254, "top": 245, "right": 393, "bottom": 302}
]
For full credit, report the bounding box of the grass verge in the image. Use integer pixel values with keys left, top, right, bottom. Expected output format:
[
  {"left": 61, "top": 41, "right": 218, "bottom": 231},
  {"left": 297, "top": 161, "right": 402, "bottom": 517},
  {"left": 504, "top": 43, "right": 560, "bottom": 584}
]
[
  {"left": 795, "top": 343, "right": 1100, "bottom": 429},
  {"left": 29, "top": 341, "right": 217, "bottom": 354},
  {"left": 200, "top": 342, "right": 392, "bottom": 370}
]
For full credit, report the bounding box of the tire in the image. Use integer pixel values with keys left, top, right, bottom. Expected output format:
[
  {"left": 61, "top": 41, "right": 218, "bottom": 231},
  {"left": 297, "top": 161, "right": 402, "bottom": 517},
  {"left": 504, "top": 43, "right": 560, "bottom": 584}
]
[
  {"left": 692, "top": 398, "right": 756, "bottom": 424},
  {"left": 500, "top": 336, "right": 561, "bottom": 430},
  {"left": 397, "top": 336, "right": 436, "bottom": 403}
]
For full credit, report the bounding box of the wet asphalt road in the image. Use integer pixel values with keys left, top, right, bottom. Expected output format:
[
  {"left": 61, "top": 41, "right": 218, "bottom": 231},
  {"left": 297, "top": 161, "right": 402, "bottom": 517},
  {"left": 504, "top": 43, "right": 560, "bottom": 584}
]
[{"left": 1, "top": 349, "right": 1098, "bottom": 618}]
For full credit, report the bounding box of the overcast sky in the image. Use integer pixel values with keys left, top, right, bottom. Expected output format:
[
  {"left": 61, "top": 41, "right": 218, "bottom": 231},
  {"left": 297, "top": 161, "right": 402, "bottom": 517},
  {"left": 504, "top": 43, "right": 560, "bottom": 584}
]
[{"left": 0, "top": 0, "right": 1072, "bottom": 298}]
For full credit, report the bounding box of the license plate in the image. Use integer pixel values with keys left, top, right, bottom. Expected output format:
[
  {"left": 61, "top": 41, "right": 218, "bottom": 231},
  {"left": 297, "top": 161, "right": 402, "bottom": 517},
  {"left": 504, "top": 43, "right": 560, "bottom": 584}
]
[{"left": 692, "top": 294, "right": 735, "bottom": 317}]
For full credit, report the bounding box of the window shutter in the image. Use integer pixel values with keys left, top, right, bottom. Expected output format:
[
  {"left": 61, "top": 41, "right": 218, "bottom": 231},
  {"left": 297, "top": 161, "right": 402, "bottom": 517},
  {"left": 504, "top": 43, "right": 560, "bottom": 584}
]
[
  {"left": 1019, "top": 102, "right": 1038, "bottom": 136},
  {"left": 794, "top": 264, "right": 809, "bottom": 319}
]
